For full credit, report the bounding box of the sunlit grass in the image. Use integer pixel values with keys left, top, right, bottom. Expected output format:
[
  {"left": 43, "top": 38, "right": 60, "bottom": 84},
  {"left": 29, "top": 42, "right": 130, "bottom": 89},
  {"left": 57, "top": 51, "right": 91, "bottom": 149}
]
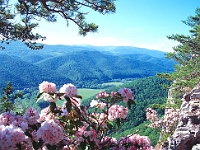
[{"left": 78, "top": 88, "right": 103, "bottom": 100}]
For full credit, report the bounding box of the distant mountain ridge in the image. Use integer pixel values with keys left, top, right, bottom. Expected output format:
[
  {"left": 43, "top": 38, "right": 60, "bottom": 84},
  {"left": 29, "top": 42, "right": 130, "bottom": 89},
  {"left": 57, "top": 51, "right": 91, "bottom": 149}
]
[
  {"left": 0, "top": 41, "right": 166, "bottom": 58},
  {"left": 0, "top": 41, "right": 175, "bottom": 89}
]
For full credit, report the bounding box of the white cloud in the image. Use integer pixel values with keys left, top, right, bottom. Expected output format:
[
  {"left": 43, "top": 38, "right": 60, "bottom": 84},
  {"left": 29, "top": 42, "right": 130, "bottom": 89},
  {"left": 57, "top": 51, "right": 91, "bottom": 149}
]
[
  {"left": 136, "top": 40, "right": 179, "bottom": 52},
  {"left": 41, "top": 34, "right": 131, "bottom": 47},
  {"left": 39, "top": 32, "right": 178, "bottom": 52}
]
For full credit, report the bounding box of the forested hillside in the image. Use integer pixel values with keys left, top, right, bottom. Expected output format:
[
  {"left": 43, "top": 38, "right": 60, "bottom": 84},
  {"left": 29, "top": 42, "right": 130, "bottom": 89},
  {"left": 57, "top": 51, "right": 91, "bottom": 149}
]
[
  {"left": 0, "top": 54, "right": 71, "bottom": 89},
  {"left": 1, "top": 41, "right": 173, "bottom": 147},
  {"left": 12, "top": 75, "right": 170, "bottom": 146},
  {"left": 81, "top": 76, "right": 171, "bottom": 146},
  {"left": 0, "top": 42, "right": 175, "bottom": 90},
  {"left": 35, "top": 50, "right": 174, "bottom": 82}
]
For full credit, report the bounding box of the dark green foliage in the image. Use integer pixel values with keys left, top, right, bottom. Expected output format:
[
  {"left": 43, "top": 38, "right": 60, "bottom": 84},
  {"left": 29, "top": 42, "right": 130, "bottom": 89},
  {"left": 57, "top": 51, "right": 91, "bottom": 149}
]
[
  {"left": 0, "top": 82, "right": 23, "bottom": 113},
  {"left": 11, "top": 75, "right": 170, "bottom": 146},
  {"left": 1, "top": 0, "right": 116, "bottom": 49},
  {"left": 0, "top": 43, "right": 175, "bottom": 90},
  {"left": 0, "top": 0, "right": 45, "bottom": 50},
  {"left": 82, "top": 76, "right": 171, "bottom": 146},
  {"left": 35, "top": 50, "right": 173, "bottom": 81},
  {"left": 112, "top": 121, "right": 161, "bottom": 147},
  {"left": 14, "top": 87, "right": 45, "bottom": 112},
  {"left": 111, "top": 76, "right": 170, "bottom": 146},
  {"left": 159, "top": 7, "right": 200, "bottom": 101},
  {"left": 0, "top": 54, "right": 71, "bottom": 89}
]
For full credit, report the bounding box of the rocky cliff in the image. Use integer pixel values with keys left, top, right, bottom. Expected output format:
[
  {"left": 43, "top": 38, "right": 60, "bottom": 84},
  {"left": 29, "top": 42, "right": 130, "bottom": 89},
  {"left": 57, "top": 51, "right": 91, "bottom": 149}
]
[{"left": 164, "top": 83, "right": 200, "bottom": 150}]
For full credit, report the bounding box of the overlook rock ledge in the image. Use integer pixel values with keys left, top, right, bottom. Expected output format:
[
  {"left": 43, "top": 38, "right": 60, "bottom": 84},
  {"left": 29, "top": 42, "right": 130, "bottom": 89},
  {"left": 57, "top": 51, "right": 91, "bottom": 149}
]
[{"left": 165, "top": 83, "right": 200, "bottom": 150}]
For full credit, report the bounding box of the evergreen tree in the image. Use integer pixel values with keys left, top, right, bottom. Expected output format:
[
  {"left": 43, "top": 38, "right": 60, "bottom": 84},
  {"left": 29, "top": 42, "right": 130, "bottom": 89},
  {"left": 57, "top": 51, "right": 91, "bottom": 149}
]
[
  {"left": 158, "top": 7, "right": 200, "bottom": 102},
  {"left": 0, "top": 82, "right": 23, "bottom": 113},
  {"left": 0, "top": 0, "right": 116, "bottom": 50}
]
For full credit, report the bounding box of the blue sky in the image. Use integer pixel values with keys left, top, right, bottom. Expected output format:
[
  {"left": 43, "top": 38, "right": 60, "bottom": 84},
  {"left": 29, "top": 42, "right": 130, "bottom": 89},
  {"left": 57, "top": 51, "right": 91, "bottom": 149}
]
[{"left": 35, "top": 0, "right": 200, "bottom": 52}]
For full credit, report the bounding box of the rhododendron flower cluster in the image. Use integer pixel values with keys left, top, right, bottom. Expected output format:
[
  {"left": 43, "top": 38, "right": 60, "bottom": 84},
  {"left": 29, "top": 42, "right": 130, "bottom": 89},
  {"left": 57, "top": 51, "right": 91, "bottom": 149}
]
[
  {"left": 75, "top": 123, "right": 99, "bottom": 145},
  {"left": 108, "top": 105, "right": 128, "bottom": 121},
  {"left": 37, "top": 119, "right": 64, "bottom": 145},
  {"left": 118, "top": 88, "right": 134, "bottom": 103},
  {"left": 146, "top": 108, "right": 158, "bottom": 120},
  {"left": 114, "top": 134, "right": 153, "bottom": 150},
  {"left": 90, "top": 99, "right": 106, "bottom": 109},
  {"left": 96, "top": 91, "right": 109, "bottom": 98},
  {"left": 59, "top": 83, "right": 78, "bottom": 97},
  {"left": 23, "top": 107, "right": 40, "bottom": 125},
  {"left": 0, "top": 125, "right": 26, "bottom": 150},
  {"left": 146, "top": 107, "right": 179, "bottom": 133},
  {"left": 99, "top": 134, "right": 153, "bottom": 150},
  {"left": 39, "top": 81, "right": 56, "bottom": 93},
  {"left": 0, "top": 81, "right": 154, "bottom": 150}
]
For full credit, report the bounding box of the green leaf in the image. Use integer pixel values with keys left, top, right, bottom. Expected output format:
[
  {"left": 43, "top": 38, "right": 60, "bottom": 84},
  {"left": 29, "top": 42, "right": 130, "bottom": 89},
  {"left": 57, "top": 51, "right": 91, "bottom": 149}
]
[
  {"left": 127, "top": 99, "right": 136, "bottom": 109},
  {"left": 129, "top": 99, "right": 136, "bottom": 105},
  {"left": 56, "top": 92, "right": 65, "bottom": 98},
  {"left": 79, "top": 141, "right": 86, "bottom": 150},
  {"left": 50, "top": 102, "right": 56, "bottom": 112},
  {"left": 46, "top": 144, "right": 56, "bottom": 150},
  {"left": 116, "top": 118, "right": 120, "bottom": 128},
  {"left": 107, "top": 121, "right": 113, "bottom": 130},
  {"left": 65, "top": 96, "right": 72, "bottom": 113},
  {"left": 36, "top": 93, "right": 44, "bottom": 102},
  {"left": 110, "top": 97, "right": 115, "bottom": 103},
  {"left": 16, "top": 144, "right": 22, "bottom": 150},
  {"left": 75, "top": 119, "right": 84, "bottom": 127},
  {"left": 76, "top": 95, "right": 82, "bottom": 99},
  {"left": 89, "top": 140, "right": 95, "bottom": 149}
]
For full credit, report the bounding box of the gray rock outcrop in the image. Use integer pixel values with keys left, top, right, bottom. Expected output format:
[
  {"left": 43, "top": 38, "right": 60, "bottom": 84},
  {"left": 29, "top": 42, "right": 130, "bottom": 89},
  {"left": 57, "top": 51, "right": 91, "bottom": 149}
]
[{"left": 167, "top": 84, "right": 200, "bottom": 150}]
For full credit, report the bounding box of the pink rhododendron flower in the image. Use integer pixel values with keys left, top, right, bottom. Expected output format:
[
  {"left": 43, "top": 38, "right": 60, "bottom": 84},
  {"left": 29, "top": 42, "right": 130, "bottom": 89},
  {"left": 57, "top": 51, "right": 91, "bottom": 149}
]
[
  {"left": 75, "top": 125, "right": 99, "bottom": 146},
  {"left": 75, "top": 126, "right": 86, "bottom": 143},
  {"left": 100, "top": 136, "right": 117, "bottom": 146},
  {"left": 20, "top": 121, "right": 28, "bottom": 132},
  {"left": 127, "top": 134, "right": 151, "bottom": 148},
  {"left": 31, "top": 130, "right": 39, "bottom": 142},
  {"left": 98, "top": 102, "right": 106, "bottom": 109},
  {"left": 23, "top": 107, "right": 40, "bottom": 125},
  {"left": 86, "top": 129, "right": 98, "bottom": 144},
  {"left": 127, "top": 145, "right": 137, "bottom": 150},
  {"left": 0, "top": 124, "right": 26, "bottom": 150},
  {"left": 39, "top": 81, "right": 56, "bottom": 93},
  {"left": 11, "top": 115, "right": 24, "bottom": 127},
  {"left": 37, "top": 119, "right": 64, "bottom": 145},
  {"left": 43, "top": 93, "right": 59, "bottom": 102},
  {"left": 111, "top": 91, "right": 117, "bottom": 98},
  {"left": 0, "top": 111, "right": 15, "bottom": 125},
  {"left": 90, "top": 100, "right": 106, "bottom": 109},
  {"left": 38, "top": 106, "right": 54, "bottom": 122},
  {"left": 96, "top": 91, "right": 109, "bottom": 99},
  {"left": 59, "top": 83, "right": 78, "bottom": 97},
  {"left": 108, "top": 105, "right": 128, "bottom": 121},
  {"left": 61, "top": 109, "right": 69, "bottom": 116},
  {"left": 90, "top": 99, "right": 98, "bottom": 107},
  {"left": 11, "top": 119, "right": 28, "bottom": 132},
  {"left": 118, "top": 88, "right": 134, "bottom": 103}
]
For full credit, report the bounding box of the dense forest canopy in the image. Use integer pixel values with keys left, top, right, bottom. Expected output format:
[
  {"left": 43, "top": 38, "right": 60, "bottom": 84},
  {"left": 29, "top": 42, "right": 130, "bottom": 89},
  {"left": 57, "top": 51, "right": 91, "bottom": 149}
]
[{"left": 0, "top": 44, "right": 175, "bottom": 90}]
